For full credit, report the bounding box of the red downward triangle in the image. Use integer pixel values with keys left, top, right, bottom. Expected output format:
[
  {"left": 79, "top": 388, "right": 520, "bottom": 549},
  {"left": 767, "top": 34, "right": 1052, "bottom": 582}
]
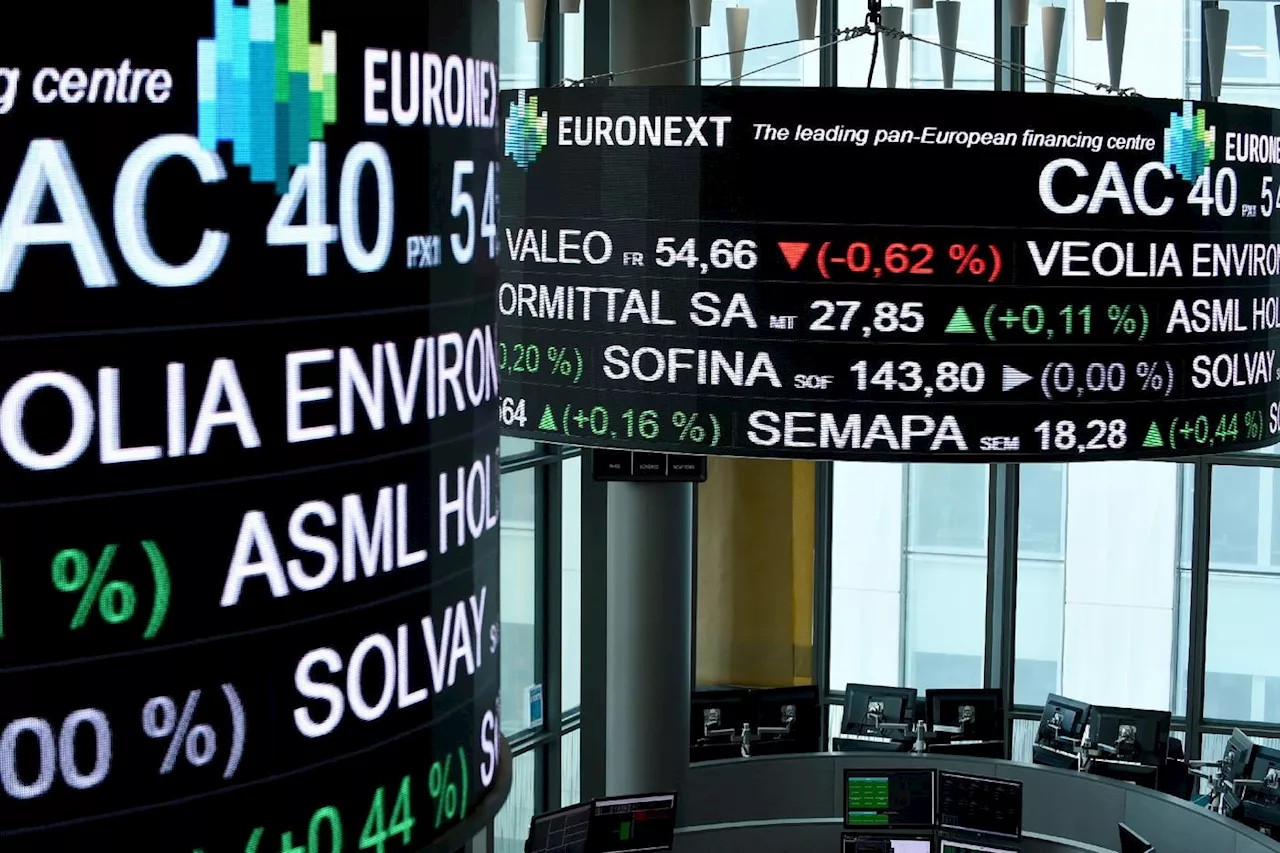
[{"left": 778, "top": 242, "right": 809, "bottom": 271}]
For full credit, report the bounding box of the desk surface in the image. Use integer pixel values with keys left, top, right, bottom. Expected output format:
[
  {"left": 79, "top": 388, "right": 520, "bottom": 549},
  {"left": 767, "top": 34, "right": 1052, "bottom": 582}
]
[{"left": 671, "top": 752, "right": 1280, "bottom": 853}]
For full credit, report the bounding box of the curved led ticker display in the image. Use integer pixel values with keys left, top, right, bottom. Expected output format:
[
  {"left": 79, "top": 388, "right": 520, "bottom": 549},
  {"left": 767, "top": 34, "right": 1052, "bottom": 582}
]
[
  {"left": 0, "top": 2, "right": 505, "bottom": 850},
  {"left": 499, "top": 87, "right": 1280, "bottom": 460}
]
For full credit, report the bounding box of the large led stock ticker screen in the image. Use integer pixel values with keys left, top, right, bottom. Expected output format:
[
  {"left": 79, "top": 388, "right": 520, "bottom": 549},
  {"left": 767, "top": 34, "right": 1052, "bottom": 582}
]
[
  {"left": 0, "top": 2, "right": 506, "bottom": 850},
  {"left": 500, "top": 86, "right": 1280, "bottom": 460}
]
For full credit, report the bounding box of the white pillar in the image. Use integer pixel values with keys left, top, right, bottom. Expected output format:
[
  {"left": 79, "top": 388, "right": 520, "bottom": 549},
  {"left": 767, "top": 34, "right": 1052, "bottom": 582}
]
[
  {"left": 727, "top": 5, "right": 750, "bottom": 84},
  {"left": 1010, "top": 0, "right": 1030, "bottom": 27},
  {"left": 525, "top": 0, "right": 547, "bottom": 41},
  {"left": 936, "top": 0, "right": 961, "bottom": 89},
  {"left": 1104, "top": 2, "right": 1128, "bottom": 91},
  {"left": 1041, "top": 4, "right": 1066, "bottom": 93},
  {"left": 882, "top": 5, "right": 905, "bottom": 87},
  {"left": 690, "top": 0, "right": 712, "bottom": 27},
  {"left": 1083, "top": 0, "right": 1105, "bottom": 40},
  {"left": 796, "top": 0, "right": 819, "bottom": 40},
  {"left": 1204, "top": 6, "right": 1230, "bottom": 99}
]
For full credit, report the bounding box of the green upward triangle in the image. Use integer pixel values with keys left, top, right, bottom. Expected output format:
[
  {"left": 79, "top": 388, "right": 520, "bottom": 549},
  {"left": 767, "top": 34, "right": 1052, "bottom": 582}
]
[
  {"left": 1142, "top": 422, "right": 1164, "bottom": 448},
  {"left": 538, "top": 404, "right": 558, "bottom": 431},
  {"left": 945, "top": 306, "right": 975, "bottom": 334}
]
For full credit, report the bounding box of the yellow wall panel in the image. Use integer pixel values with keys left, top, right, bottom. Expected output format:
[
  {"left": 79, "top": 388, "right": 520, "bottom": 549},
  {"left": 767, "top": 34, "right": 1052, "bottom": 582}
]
[{"left": 695, "top": 457, "right": 816, "bottom": 688}]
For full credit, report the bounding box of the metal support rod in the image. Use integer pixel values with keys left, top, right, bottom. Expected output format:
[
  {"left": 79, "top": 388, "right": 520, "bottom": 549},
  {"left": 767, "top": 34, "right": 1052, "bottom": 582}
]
[
  {"left": 578, "top": 463, "right": 608, "bottom": 801},
  {"left": 819, "top": 0, "right": 839, "bottom": 86},
  {"left": 1185, "top": 458, "right": 1213, "bottom": 760},
  {"left": 539, "top": 0, "right": 562, "bottom": 85},
  {"left": 813, "top": 462, "right": 835, "bottom": 743},
  {"left": 985, "top": 463, "right": 1020, "bottom": 752},
  {"left": 541, "top": 460, "right": 565, "bottom": 806}
]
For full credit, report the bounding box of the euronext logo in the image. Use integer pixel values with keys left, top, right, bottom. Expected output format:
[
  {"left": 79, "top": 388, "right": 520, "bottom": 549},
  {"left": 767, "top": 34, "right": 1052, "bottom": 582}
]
[
  {"left": 1163, "top": 100, "right": 1216, "bottom": 181},
  {"left": 505, "top": 91, "right": 549, "bottom": 169},
  {"left": 197, "top": 0, "right": 337, "bottom": 194}
]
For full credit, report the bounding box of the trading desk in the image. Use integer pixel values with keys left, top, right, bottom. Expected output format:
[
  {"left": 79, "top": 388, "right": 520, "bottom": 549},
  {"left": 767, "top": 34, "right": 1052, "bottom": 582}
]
[{"left": 672, "top": 752, "right": 1280, "bottom": 853}]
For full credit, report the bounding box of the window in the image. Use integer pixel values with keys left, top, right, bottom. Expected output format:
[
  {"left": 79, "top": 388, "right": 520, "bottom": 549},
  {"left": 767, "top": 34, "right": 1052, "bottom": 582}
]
[
  {"left": 501, "top": 436, "right": 538, "bottom": 457},
  {"left": 838, "top": 0, "right": 996, "bottom": 89},
  {"left": 1028, "top": 0, "right": 1191, "bottom": 99},
  {"left": 561, "top": 728, "right": 582, "bottom": 807},
  {"left": 500, "top": 468, "right": 539, "bottom": 735},
  {"left": 1014, "top": 462, "right": 1181, "bottom": 711},
  {"left": 700, "top": 0, "right": 821, "bottom": 86},
  {"left": 500, "top": 0, "right": 541, "bottom": 90},
  {"left": 493, "top": 749, "right": 537, "bottom": 853},
  {"left": 562, "top": 6, "right": 585, "bottom": 83},
  {"left": 1219, "top": 1, "right": 1273, "bottom": 86},
  {"left": 1202, "top": 464, "right": 1280, "bottom": 723},
  {"left": 829, "top": 462, "right": 988, "bottom": 692},
  {"left": 908, "top": 464, "right": 987, "bottom": 553},
  {"left": 561, "top": 456, "right": 583, "bottom": 712}
]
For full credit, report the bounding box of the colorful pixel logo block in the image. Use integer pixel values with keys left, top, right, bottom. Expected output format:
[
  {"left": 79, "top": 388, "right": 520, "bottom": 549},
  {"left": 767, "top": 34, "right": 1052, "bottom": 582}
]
[
  {"left": 197, "top": 0, "right": 337, "bottom": 194},
  {"left": 1163, "top": 100, "right": 1216, "bottom": 181},
  {"left": 505, "top": 91, "right": 549, "bottom": 170}
]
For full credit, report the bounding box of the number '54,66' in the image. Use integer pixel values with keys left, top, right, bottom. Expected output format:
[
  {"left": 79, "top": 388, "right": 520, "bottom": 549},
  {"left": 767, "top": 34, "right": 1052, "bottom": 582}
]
[{"left": 0, "top": 135, "right": 499, "bottom": 291}]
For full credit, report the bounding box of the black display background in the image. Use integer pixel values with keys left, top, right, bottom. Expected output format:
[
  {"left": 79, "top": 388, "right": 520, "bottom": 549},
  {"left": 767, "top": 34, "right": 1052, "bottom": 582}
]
[
  {"left": 0, "top": 1, "right": 503, "bottom": 849},
  {"left": 500, "top": 87, "right": 1280, "bottom": 460}
]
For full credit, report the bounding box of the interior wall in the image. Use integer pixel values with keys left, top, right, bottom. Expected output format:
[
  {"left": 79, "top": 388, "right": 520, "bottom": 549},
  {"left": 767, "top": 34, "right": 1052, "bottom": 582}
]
[{"left": 695, "top": 458, "right": 816, "bottom": 687}]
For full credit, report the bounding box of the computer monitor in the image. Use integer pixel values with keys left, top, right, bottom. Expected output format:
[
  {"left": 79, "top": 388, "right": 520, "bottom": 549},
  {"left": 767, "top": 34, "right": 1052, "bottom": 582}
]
[
  {"left": 843, "top": 769, "right": 936, "bottom": 830},
  {"left": 1238, "top": 743, "right": 1280, "bottom": 831},
  {"left": 842, "top": 684, "right": 919, "bottom": 736},
  {"left": 1032, "top": 694, "right": 1091, "bottom": 770},
  {"left": 937, "top": 771, "right": 1022, "bottom": 840},
  {"left": 1086, "top": 706, "right": 1170, "bottom": 789},
  {"left": 926, "top": 689, "right": 1006, "bottom": 759},
  {"left": 690, "top": 687, "right": 752, "bottom": 762},
  {"left": 1118, "top": 823, "right": 1154, "bottom": 853},
  {"left": 751, "top": 685, "right": 822, "bottom": 756},
  {"left": 841, "top": 834, "right": 934, "bottom": 853},
  {"left": 526, "top": 803, "right": 592, "bottom": 853},
  {"left": 587, "top": 793, "right": 677, "bottom": 853},
  {"left": 1222, "top": 728, "right": 1257, "bottom": 782}
]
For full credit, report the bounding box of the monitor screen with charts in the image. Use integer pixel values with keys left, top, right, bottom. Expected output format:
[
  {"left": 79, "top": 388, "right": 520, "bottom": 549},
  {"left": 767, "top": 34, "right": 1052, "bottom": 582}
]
[
  {"left": 528, "top": 804, "right": 592, "bottom": 853},
  {"left": 844, "top": 769, "right": 936, "bottom": 829},
  {"left": 938, "top": 772, "right": 1022, "bottom": 839},
  {"left": 842, "top": 834, "right": 934, "bottom": 852},
  {"left": 590, "top": 794, "right": 678, "bottom": 853}
]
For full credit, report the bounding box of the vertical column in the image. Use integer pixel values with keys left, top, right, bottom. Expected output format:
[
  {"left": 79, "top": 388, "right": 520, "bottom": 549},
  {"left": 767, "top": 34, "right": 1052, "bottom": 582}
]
[
  {"left": 606, "top": 482, "right": 694, "bottom": 796},
  {"left": 602, "top": 3, "right": 697, "bottom": 800},
  {"left": 610, "top": 0, "right": 696, "bottom": 85}
]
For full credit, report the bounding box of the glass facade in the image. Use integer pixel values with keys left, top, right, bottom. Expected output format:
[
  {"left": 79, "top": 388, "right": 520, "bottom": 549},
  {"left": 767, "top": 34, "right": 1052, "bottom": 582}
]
[{"left": 492, "top": 3, "right": 1280, "bottom": 846}]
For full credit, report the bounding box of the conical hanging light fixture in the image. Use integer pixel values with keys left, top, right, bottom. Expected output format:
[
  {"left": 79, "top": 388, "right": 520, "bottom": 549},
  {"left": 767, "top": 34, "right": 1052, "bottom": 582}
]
[
  {"left": 690, "top": 0, "right": 713, "bottom": 27},
  {"left": 1104, "top": 2, "right": 1129, "bottom": 91},
  {"left": 796, "top": 0, "right": 818, "bottom": 39},
  {"left": 1009, "top": 0, "right": 1030, "bottom": 27},
  {"left": 560, "top": 0, "right": 580, "bottom": 11},
  {"left": 936, "top": 1, "right": 960, "bottom": 89},
  {"left": 1041, "top": 4, "right": 1066, "bottom": 93},
  {"left": 525, "top": 0, "right": 546, "bottom": 41},
  {"left": 913, "top": 0, "right": 933, "bottom": 8},
  {"left": 881, "top": 5, "right": 905, "bottom": 87},
  {"left": 726, "top": 5, "right": 750, "bottom": 84},
  {"left": 1083, "top": 0, "right": 1104, "bottom": 40},
  {"left": 1204, "top": 6, "right": 1230, "bottom": 99}
]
